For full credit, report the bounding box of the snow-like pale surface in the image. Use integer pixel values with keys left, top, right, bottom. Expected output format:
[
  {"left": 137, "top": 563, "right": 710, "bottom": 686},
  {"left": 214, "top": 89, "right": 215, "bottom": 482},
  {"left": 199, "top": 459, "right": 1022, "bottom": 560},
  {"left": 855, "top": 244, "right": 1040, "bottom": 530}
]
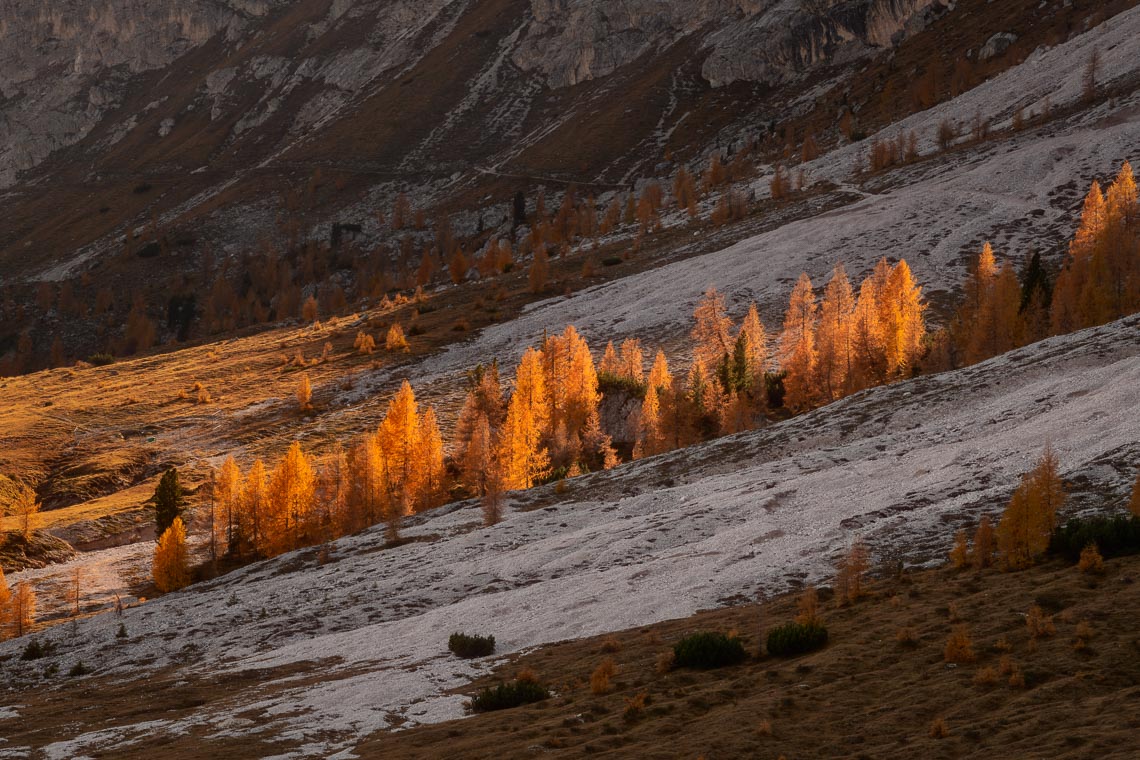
[
  {"left": 3, "top": 314, "right": 1139, "bottom": 757},
  {"left": 3, "top": 13, "right": 1140, "bottom": 759}
]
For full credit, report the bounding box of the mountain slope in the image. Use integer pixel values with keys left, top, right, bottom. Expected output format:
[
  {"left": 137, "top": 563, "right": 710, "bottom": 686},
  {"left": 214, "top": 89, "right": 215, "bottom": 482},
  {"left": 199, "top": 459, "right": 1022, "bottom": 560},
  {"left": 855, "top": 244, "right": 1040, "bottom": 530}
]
[{"left": 3, "top": 313, "right": 1137, "bottom": 757}]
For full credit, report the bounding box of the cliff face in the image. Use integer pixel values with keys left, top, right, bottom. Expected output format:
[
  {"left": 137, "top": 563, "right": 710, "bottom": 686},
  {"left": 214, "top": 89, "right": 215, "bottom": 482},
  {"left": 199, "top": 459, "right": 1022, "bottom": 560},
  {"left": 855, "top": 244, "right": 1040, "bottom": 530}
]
[
  {"left": 0, "top": 0, "right": 946, "bottom": 187},
  {"left": 511, "top": 0, "right": 946, "bottom": 89},
  {"left": 0, "top": 0, "right": 264, "bottom": 186}
]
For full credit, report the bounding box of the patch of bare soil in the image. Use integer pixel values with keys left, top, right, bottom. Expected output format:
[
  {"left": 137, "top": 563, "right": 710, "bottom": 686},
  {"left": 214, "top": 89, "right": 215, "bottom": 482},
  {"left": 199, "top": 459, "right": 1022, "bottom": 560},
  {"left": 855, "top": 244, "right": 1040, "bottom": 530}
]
[{"left": 0, "top": 530, "right": 77, "bottom": 572}]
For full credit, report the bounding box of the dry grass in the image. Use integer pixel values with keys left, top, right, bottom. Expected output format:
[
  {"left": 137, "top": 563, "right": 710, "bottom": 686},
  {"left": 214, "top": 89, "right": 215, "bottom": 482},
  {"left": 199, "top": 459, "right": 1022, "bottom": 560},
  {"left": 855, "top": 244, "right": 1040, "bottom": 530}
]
[{"left": 345, "top": 554, "right": 1140, "bottom": 759}]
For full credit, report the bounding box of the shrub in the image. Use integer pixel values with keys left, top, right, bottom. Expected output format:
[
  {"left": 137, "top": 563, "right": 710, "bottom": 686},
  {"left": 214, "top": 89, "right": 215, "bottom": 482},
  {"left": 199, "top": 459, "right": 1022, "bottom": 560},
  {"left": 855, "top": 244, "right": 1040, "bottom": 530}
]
[
  {"left": 449, "top": 632, "right": 495, "bottom": 658},
  {"left": 590, "top": 658, "right": 616, "bottom": 695},
  {"left": 599, "top": 637, "right": 621, "bottom": 654},
  {"left": 20, "top": 639, "right": 54, "bottom": 661},
  {"left": 87, "top": 353, "right": 116, "bottom": 366},
  {"left": 67, "top": 661, "right": 91, "bottom": 677},
  {"left": 622, "top": 692, "right": 648, "bottom": 722},
  {"left": 973, "top": 666, "right": 998, "bottom": 686},
  {"left": 895, "top": 626, "right": 919, "bottom": 647},
  {"left": 602, "top": 256, "right": 623, "bottom": 267},
  {"left": 673, "top": 631, "right": 749, "bottom": 668},
  {"left": 929, "top": 717, "right": 950, "bottom": 739},
  {"left": 470, "top": 679, "right": 550, "bottom": 712},
  {"left": 1026, "top": 605, "right": 1055, "bottom": 639},
  {"left": 1049, "top": 515, "right": 1140, "bottom": 561},
  {"left": 1073, "top": 620, "right": 1095, "bottom": 651},
  {"left": 766, "top": 622, "right": 828, "bottom": 657},
  {"left": 943, "top": 625, "right": 976, "bottom": 663},
  {"left": 655, "top": 650, "right": 676, "bottom": 674},
  {"left": 597, "top": 371, "right": 648, "bottom": 400},
  {"left": 1077, "top": 542, "right": 1105, "bottom": 574}
]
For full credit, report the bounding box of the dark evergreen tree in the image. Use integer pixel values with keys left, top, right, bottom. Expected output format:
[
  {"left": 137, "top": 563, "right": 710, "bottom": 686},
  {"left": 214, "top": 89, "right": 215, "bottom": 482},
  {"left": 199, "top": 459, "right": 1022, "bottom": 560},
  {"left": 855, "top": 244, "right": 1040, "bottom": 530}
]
[
  {"left": 154, "top": 468, "right": 185, "bottom": 537},
  {"left": 1019, "top": 250, "right": 1051, "bottom": 312}
]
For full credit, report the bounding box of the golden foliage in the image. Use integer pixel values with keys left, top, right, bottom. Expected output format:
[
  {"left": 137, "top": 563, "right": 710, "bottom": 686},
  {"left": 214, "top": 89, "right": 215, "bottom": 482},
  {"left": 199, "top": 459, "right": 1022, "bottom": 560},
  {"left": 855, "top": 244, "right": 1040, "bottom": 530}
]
[
  {"left": 997, "top": 446, "right": 1065, "bottom": 569},
  {"left": 943, "top": 625, "right": 976, "bottom": 663},
  {"left": 1078, "top": 542, "right": 1105, "bottom": 574},
  {"left": 297, "top": 373, "right": 313, "bottom": 412},
  {"left": 153, "top": 516, "right": 190, "bottom": 593},
  {"left": 385, "top": 323, "right": 409, "bottom": 351},
  {"left": 591, "top": 658, "right": 617, "bottom": 695}
]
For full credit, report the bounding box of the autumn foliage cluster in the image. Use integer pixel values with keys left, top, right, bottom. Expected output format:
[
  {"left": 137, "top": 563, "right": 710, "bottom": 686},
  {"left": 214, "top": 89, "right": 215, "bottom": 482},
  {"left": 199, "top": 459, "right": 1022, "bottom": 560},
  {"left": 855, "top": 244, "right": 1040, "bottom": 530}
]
[
  {"left": 936, "top": 162, "right": 1140, "bottom": 368},
  {"left": 203, "top": 381, "right": 446, "bottom": 562}
]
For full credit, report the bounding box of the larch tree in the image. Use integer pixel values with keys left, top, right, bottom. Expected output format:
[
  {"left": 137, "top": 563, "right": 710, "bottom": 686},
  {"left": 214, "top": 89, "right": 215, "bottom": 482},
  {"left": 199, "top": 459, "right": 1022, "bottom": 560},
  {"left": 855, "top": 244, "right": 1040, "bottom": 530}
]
[
  {"left": 415, "top": 407, "right": 446, "bottom": 511},
  {"left": 779, "top": 273, "right": 819, "bottom": 411},
  {"left": 10, "top": 582, "right": 35, "bottom": 638},
  {"left": 297, "top": 373, "right": 313, "bottom": 412},
  {"left": 528, "top": 245, "right": 550, "bottom": 294},
  {"left": 513, "top": 347, "right": 550, "bottom": 439},
  {"left": 496, "top": 387, "right": 550, "bottom": 490},
  {"left": 737, "top": 302, "right": 769, "bottom": 393},
  {"left": 378, "top": 380, "right": 422, "bottom": 515},
  {"left": 648, "top": 349, "right": 672, "bottom": 393},
  {"left": 302, "top": 294, "right": 319, "bottom": 323},
  {"left": 814, "top": 265, "right": 855, "bottom": 401},
  {"left": 239, "top": 459, "right": 269, "bottom": 556},
  {"left": 619, "top": 339, "right": 645, "bottom": 383},
  {"left": 850, "top": 274, "right": 887, "bottom": 390},
  {"left": 214, "top": 455, "right": 243, "bottom": 556},
  {"left": 881, "top": 259, "right": 927, "bottom": 376},
  {"left": 153, "top": 516, "right": 190, "bottom": 593},
  {"left": 1051, "top": 183, "right": 1104, "bottom": 335},
  {"left": 997, "top": 446, "right": 1066, "bottom": 569},
  {"left": 269, "top": 442, "right": 316, "bottom": 553},
  {"left": 386, "top": 322, "right": 409, "bottom": 351},
  {"left": 461, "top": 411, "right": 495, "bottom": 495},
  {"left": 561, "top": 327, "right": 600, "bottom": 435},
  {"left": 599, "top": 341, "right": 621, "bottom": 376},
  {"left": 12, "top": 482, "right": 40, "bottom": 541},
  {"left": 691, "top": 287, "right": 734, "bottom": 370},
  {"left": 451, "top": 363, "right": 506, "bottom": 476}
]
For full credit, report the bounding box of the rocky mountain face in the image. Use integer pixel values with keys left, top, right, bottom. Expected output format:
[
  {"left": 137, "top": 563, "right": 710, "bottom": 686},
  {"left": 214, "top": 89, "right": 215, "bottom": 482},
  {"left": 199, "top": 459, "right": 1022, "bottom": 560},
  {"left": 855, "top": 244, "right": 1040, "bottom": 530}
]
[
  {"left": 1, "top": 0, "right": 1115, "bottom": 373},
  {"left": 0, "top": 0, "right": 266, "bottom": 187},
  {"left": 1, "top": 0, "right": 944, "bottom": 190}
]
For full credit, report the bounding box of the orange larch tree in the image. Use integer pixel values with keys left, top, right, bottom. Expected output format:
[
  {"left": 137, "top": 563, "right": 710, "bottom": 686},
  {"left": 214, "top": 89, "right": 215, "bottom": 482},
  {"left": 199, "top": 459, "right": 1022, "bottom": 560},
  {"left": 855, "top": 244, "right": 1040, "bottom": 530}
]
[
  {"left": 814, "top": 264, "right": 855, "bottom": 401},
  {"left": 153, "top": 516, "right": 190, "bottom": 593},
  {"left": 779, "top": 273, "right": 818, "bottom": 411},
  {"left": 692, "top": 287, "right": 734, "bottom": 370},
  {"left": 997, "top": 445, "right": 1066, "bottom": 569}
]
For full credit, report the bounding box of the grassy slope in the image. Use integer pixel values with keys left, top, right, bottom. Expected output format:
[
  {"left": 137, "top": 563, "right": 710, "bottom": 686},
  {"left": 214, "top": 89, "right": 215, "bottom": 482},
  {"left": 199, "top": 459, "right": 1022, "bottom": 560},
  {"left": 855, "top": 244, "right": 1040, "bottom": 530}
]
[
  {"left": 359, "top": 554, "right": 1140, "bottom": 759},
  {"left": 3, "top": 553, "right": 1137, "bottom": 758}
]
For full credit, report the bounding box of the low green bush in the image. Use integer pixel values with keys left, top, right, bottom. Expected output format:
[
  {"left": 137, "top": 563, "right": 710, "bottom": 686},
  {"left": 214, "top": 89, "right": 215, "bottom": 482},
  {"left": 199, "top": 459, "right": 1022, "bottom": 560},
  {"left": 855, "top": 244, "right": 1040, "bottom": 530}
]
[
  {"left": 449, "top": 632, "right": 495, "bottom": 658},
  {"left": 1049, "top": 515, "right": 1140, "bottom": 561},
  {"left": 67, "top": 661, "right": 91, "bottom": 677},
  {"left": 87, "top": 353, "right": 116, "bottom": 366},
  {"left": 602, "top": 256, "right": 623, "bottom": 266},
  {"left": 597, "top": 371, "right": 648, "bottom": 400},
  {"left": 766, "top": 622, "right": 828, "bottom": 657},
  {"left": 20, "top": 639, "right": 54, "bottom": 661},
  {"left": 672, "top": 631, "right": 748, "bottom": 669},
  {"left": 470, "top": 679, "right": 550, "bottom": 712}
]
